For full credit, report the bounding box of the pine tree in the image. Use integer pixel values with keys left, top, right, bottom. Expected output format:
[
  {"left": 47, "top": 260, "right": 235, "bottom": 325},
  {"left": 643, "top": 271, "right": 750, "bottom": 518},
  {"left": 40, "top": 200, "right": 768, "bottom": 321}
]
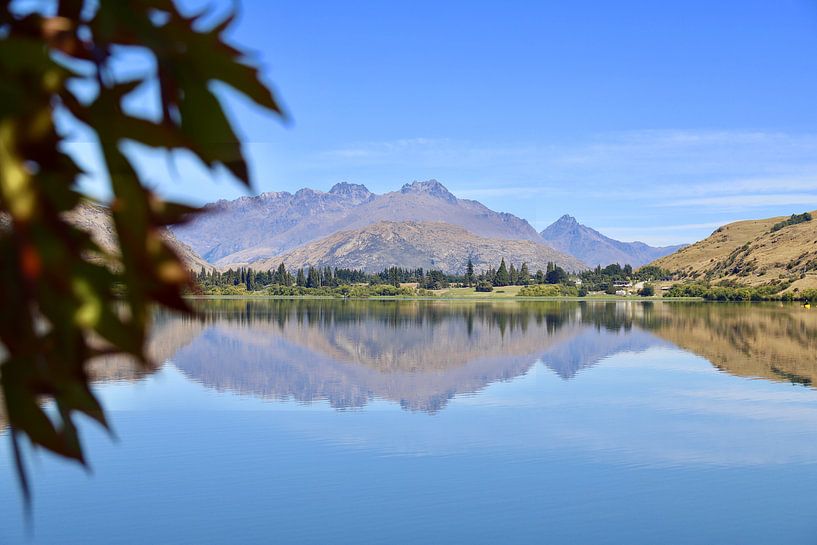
[
  {"left": 296, "top": 268, "right": 306, "bottom": 287},
  {"left": 519, "top": 262, "right": 530, "bottom": 285},
  {"left": 509, "top": 263, "right": 518, "bottom": 285},
  {"left": 465, "top": 258, "right": 475, "bottom": 287},
  {"left": 495, "top": 258, "right": 510, "bottom": 286},
  {"left": 307, "top": 267, "right": 321, "bottom": 288},
  {"left": 245, "top": 269, "right": 255, "bottom": 291},
  {"left": 275, "top": 263, "right": 287, "bottom": 285}
]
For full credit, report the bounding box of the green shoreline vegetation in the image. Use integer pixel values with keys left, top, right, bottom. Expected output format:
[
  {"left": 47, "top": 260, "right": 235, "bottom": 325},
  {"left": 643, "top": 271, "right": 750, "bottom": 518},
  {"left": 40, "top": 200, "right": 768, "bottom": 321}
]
[{"left": 192, "top": 260, "right": 817, "bottom": 302}]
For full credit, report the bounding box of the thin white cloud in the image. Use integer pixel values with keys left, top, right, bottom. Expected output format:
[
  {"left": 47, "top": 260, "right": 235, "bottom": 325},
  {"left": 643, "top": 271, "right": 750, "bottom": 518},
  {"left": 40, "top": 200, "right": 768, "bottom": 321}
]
[
  {"left": 661, "top": 193, "right": 817, "bottom": 209},
  {"left": 597, "top": 221, "right": 733, "bottom": 235}
]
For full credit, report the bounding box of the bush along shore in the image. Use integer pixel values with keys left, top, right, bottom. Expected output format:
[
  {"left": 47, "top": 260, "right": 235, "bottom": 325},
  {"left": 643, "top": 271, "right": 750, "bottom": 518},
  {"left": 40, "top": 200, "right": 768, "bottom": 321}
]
[{"left": 664, "top": 282, "right": 817, "bottom": 302}]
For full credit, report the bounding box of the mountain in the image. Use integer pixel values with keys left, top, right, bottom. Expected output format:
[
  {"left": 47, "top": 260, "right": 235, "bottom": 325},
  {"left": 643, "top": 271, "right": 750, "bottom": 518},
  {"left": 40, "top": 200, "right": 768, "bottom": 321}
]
[
  {"left": 650, "top": 210, "right": 817, "bottom": 290},
  {"left": 67, "top": 201, "right": 213, "bottom": 272},
  {"left": 243, "top": 220, "right": 586, "bottom": 273},
  {"left": 540, "top": 214, "right": 685, "bottom": 267},
  {"left": 172, "top": 179, "right": 545, "bottom": 266}
]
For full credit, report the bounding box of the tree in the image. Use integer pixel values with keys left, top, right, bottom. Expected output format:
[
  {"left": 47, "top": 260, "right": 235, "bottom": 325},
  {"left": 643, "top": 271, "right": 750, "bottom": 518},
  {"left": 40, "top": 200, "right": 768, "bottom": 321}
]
[
  {"left": 518, "top": 263, "right": 530, "bottom": 286},
  {"left": 495, "top": 259, "right": 510, "bottom": 286},
  {"left": 420, "top": 270, "right": 449, "bottom": 290},
  {"left": 465, "top": 258, "right": 475, "bottom": 287},
  {"left": 509, "top": 263, "right": 518, "bottom": 285},
  {"left": 307, "top": 267, "right": 321, "bottom": 288},
  {"left": 0, "top": 0, "right": 284, "bottom": 496},
  {"left": 639, "top": 284, "right": 655, "bottom": 297},
  {"left": 296, "top": 268, "right": 306, "bottom": 287},
  {"left": 545, "top": 265, "right": 568, "bottom": 284},
  {"left": 245, "top": 269, "right": 256, "bottom": 291},
  {"left": 274, "top": 263, "right": 287, "bottom": 285}
]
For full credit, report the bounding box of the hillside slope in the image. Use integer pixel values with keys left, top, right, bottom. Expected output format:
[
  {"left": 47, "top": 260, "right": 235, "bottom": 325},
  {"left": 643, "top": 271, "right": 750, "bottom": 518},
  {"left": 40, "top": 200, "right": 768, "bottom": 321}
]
[
  {"left": 651, "top": 210, "right": 817, "bottom": 289},
  {"left": 67, "top": 202, "right": 213, "bottom": 272},
  {"left": 541, "top": 214, "right": 684, "bottom": 267},
  {"left": 245, "top": 220, "right": 586, "bottom": 273},
  {"left": 173, "top": 180, "right": 545, "bottom": 266}
]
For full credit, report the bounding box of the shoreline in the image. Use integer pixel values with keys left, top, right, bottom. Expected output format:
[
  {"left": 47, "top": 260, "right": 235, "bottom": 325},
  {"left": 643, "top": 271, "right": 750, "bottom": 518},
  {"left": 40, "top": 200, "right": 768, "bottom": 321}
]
[{"left": 184, "top": 294, "right": 747, "bottom": 302}]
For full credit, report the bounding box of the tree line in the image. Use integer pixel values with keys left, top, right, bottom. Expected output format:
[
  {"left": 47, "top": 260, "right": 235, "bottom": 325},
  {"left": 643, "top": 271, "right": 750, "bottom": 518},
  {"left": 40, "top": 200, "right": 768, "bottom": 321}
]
[{"left": 194, "top": 258, "right": 629, "bottom": 294}]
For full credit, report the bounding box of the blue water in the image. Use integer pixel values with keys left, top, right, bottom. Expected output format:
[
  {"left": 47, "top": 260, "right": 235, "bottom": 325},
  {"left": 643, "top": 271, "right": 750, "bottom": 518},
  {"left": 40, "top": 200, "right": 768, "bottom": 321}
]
[{"left": 2, "top": 300, "right": 817, "bottom": 544}]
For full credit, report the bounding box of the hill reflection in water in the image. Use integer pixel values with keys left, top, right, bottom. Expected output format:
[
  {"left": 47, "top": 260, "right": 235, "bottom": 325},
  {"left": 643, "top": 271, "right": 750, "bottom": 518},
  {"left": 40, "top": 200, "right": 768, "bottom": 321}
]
[{"left": 125, "top": 300, "right": 817, "bottom": 414}]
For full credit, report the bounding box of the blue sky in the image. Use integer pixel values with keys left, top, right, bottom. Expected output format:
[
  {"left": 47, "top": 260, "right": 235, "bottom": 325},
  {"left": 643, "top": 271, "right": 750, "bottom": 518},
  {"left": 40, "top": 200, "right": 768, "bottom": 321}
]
[{"left": 75, "top": 0, "right": 817, "bottom": 245}]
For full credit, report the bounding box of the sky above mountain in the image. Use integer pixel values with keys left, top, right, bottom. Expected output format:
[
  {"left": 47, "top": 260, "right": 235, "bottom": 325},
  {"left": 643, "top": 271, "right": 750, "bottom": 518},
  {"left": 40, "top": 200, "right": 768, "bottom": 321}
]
[{"left": 70, "top": 0, "right": 817, "bottom": 246}]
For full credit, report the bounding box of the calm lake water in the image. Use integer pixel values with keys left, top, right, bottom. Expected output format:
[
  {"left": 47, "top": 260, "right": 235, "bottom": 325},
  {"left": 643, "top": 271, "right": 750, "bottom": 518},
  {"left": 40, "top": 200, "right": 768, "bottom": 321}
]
[{"left": 2, "top": 300, "right": 817, "bottom": 544}]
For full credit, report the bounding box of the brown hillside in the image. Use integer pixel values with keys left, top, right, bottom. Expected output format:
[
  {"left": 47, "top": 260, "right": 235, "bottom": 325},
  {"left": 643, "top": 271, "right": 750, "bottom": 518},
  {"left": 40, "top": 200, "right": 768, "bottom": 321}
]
[
  {"left": 650, "top": 210, "right": 817, "bottom": 290},
  {"left": 244, "top": 220, "right": 587, "bottom": 273},
  {"left": 67, "top": 201, "right": 213, "bottom": 272}
]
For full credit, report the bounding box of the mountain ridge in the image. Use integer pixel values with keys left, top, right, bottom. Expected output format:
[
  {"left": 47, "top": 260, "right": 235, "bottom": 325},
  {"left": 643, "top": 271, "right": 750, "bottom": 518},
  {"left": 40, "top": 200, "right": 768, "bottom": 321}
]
[
  {"left": 173, "top": 179, "right": 546, "bottom": 266},
  {"left": 239, "top": 220, "right": 586, "bottom": 273},
  {"left": 540, "top": 214, "right": 684, "bottom": 267}
]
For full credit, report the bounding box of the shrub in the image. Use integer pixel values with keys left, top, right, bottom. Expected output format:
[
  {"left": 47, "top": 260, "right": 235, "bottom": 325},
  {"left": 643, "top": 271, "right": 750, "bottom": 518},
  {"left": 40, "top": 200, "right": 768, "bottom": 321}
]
[
  {"left": 770, "top": 212, "right": 812, "bottom": 232},
  {"left": 638, "top": 284, "right": 655, "bottom": 297},
  {"left": 475, "top": 281, "right": 494, "bottom": 292},
  {"left": 517, "top": 284, "right": 561, "bottom": 297}
]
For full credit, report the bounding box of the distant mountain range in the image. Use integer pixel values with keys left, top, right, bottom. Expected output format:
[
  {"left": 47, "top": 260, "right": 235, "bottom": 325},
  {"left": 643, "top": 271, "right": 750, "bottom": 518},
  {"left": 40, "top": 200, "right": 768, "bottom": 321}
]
[
  {"left": 172, "top": 179, "right": 683, "bottom": 272},
  {"left": 244, "top": 220, "right": 585, "bottom": 273},
  {"left": 540, "top": 214, "right": 685, "bottom": 268},
  {"left": 174, "top": 179, "right": 543, "bottom": 267}
]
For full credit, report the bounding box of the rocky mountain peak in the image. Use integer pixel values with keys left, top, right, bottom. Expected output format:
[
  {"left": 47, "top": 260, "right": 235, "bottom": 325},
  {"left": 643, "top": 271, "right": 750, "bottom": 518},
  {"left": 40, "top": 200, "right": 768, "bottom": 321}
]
[
  {"left": 328, "top": 182, "right": 373, "bottom": 201},
  {"left": 540, "top": 215, "right": 685, "bottom": 267},
  {"left": 400, "top": 179, "right": 457, "bottom": 203}
]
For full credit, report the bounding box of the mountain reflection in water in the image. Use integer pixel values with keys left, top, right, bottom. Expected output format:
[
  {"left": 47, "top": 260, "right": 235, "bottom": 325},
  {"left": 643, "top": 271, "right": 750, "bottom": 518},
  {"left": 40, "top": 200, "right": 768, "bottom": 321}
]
[{"left": 90, "top": 300, "right": 817, "bottom": 414}]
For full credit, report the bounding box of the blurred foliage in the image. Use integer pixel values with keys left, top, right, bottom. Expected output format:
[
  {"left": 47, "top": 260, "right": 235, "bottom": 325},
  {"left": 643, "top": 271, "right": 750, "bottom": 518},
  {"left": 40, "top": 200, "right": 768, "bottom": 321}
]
[{"left": 0, "top": 0, "right": 282, "bottom": 500}]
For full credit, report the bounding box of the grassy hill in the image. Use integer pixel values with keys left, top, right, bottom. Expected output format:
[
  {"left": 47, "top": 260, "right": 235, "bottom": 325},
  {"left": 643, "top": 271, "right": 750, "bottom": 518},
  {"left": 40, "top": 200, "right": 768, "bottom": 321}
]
[{"left": 650, "top": 210, "right": 817, "bottom": 292}]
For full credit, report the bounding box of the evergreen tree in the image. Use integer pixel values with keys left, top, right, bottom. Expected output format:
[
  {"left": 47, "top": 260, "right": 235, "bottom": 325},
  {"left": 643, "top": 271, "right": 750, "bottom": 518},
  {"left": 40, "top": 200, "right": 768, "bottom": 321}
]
[
  {"left": 275, "top": 263, "right": 287, "bottom": 285},
  {"left": 319, "top": 266, "right": 330, "bottom": 286},
  {"left": 307, "top": 266, "right": 321, "bottom": 288},
  {"left": 465, "top": 258, "right": 475, "bottom": 287},
  {"left": 296, "top": 268, "right": 306, "bottom": 287},
  {"left": 495, "top": 258, "right": 510, "bottom": 286},
  {"left": 245, "top": 269, "right": 256, "bottom": 291},
  {"left": 545, "top": 264, "right": 568, "bottom": 284},
  {"left": 509, "top": 263, "right": 518, "bottom": 285},
  {"left": 519, "top": 262, "right": 530, "bottom": 285}
]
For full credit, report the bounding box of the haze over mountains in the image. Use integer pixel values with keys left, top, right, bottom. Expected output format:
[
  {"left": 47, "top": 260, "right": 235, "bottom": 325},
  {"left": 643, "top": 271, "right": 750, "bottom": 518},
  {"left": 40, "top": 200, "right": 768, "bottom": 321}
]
[
  {"left": 173, "top": 179, "right": 681, "bottom": 272},
  {"left": 175, "top": 180, "right": 542, "bottom": 265},
  {"left": 541, "top": 215, "right": 685, "bottom": 268}
]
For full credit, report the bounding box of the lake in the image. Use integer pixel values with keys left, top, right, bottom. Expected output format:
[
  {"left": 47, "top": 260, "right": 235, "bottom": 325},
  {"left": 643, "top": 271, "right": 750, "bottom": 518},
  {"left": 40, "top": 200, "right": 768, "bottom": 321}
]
[{"left": 2, "top": 299, "right": 817, "bottom": 544}]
